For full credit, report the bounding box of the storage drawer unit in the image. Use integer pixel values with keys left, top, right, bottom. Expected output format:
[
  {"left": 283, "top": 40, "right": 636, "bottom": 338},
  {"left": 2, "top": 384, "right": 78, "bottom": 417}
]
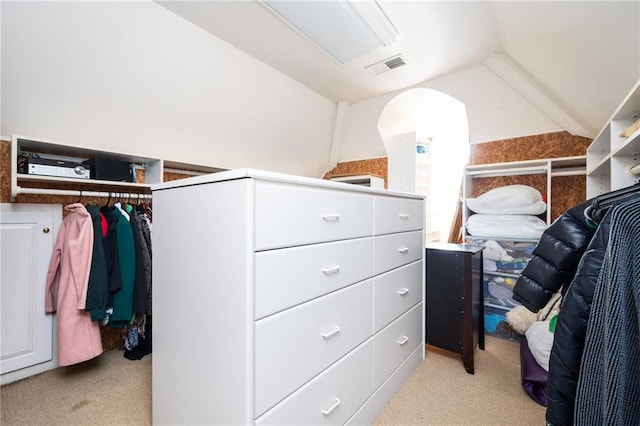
[
  {"left": 152, "top": 169, "right": 425, "bottom": 425},
  {"left": 466, "top": 237, "right": 536, "bottom": 340}
]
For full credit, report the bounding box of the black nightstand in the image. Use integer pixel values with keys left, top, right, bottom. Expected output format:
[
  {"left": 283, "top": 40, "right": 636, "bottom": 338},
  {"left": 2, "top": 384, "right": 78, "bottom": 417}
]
[{"left": 425, "top": 243, "right": 485, "bottom": 374}]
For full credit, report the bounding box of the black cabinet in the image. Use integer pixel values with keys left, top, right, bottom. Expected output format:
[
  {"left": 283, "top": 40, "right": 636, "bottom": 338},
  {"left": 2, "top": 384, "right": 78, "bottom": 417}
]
[{"left": 425, "top": 243, "right": 485, "bottom": 374}]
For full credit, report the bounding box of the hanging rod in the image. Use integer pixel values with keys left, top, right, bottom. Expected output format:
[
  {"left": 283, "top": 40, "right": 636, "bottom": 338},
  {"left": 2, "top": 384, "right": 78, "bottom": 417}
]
[{"left": 15, "top": 187, "right": 152, "bottom": 199}]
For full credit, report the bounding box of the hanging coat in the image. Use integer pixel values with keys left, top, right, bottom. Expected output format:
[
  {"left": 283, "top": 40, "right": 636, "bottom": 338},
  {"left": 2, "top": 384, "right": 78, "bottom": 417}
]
[
  {"left": 45, "top": 203, "right": 103, "bottom": 366},
  {"left": 108, "top": 206, "right": 136, "bottom": 327},
  {"left": 85, "top": 205, "right": 109, "bottom": 322},
  {"left": 575, "top": 198, "right": 640, "bottom": 425},
  {"left": 512, "top": 199, "right": 595, "bottom": 312},
  {"left": 130, "top": 208, "right": 151, "bottom": 315},
  {"left": 100, "top": 206, "right": 122, "bottom": 308}
]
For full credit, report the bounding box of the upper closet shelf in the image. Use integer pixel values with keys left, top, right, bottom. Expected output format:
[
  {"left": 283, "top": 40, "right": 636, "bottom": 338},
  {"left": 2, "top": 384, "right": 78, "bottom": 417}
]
[
  {"left": 466, "top": 156, "right": 586, "bottom": 178},
  {"left": 612, "top": 127, "right": 640, "bottom": 157},
  {"left": 10, "top": 134, "right": 163, "bottom": 200}
]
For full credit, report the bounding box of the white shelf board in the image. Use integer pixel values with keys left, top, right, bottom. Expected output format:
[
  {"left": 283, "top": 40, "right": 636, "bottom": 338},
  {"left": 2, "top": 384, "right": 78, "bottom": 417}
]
[
  {"left": 16, "top": 173, "right": 152, "bottom": 188},
  {"left": 611, "top": 127, "right": 640, "bottom": 157}
]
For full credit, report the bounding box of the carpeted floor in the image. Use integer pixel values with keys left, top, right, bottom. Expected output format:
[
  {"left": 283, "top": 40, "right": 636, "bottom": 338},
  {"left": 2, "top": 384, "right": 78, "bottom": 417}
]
[
  {"left": 374, "top": 337, "right": 546, "bottom": 425},
  {"left": 1, "top": 336, "right": 545, "bottom": 425}
]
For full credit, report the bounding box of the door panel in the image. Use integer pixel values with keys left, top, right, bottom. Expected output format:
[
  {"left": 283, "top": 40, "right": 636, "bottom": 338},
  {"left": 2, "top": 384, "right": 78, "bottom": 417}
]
[{"left": 1, "top": 204, "right": 59, "bottom": 374}]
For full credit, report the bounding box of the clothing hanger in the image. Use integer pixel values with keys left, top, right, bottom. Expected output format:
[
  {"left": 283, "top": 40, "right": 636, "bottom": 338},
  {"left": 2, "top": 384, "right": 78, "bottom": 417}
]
[
  {"left": 103, "top": 192, "right": 112, "bottom": 208},
  {"left": 586, "top": 182, "right": 640, "bottom": 225},
  {"left": 583, "top": 205, "right": 599, "bottom": 229},
  {"left": 591, "top": 182, "right": 640, "bottom": 210},
  {"left": 125, "top": 193, "right": 134, "bottom": 213}
]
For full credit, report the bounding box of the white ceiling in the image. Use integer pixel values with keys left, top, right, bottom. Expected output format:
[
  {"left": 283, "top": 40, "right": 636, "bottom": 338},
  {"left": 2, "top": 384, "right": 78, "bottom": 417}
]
[{"left": 157, "top": 0, "right": 640, "bottom": 137}]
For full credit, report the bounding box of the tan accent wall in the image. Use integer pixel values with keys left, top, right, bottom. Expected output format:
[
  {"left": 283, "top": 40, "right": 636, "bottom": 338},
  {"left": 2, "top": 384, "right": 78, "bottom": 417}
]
[
  {"left": 323, "top": 157, "right": 388, "bottom": 188},
  {"left": 470, "top": 131, "right": 591, "bottom": 165},
  {"left": 1, "top": 141, "right": 11, "bottom": 203}
]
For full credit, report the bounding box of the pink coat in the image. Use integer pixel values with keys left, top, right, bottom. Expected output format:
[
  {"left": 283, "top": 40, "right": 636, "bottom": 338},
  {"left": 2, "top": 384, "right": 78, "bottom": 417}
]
[{"left": 45, "top": 203, "right": 103, "bottom": 366}]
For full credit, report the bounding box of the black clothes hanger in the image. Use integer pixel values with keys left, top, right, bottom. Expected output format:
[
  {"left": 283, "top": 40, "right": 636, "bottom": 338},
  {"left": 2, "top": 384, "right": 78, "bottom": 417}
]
[
  {"left": 587, "top": 182, "right": 640, "bottom": 225},
  {"left": 592, "top": 182, "right": 640, "bottom": 209}
]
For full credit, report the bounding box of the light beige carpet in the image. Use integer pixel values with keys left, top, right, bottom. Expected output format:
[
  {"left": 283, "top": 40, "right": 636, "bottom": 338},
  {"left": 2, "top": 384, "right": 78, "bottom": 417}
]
[
  {"left": 1, "top": 336, "right": 545, "bottom": 425},
  {"left": 1, "top": 350, "right": 152, "bottom": 425},
  {"left": 375, "top": 337, "right": 546, "bottom": 425}
]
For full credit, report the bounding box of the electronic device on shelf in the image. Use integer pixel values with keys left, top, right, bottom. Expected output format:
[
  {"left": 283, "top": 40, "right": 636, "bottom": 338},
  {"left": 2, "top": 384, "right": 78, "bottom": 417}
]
[
  {"left": 82, "top": 158, "right": 134, "bottom": 182},
  {"left": 24, "top": 157, "right": 90, "bottom": 179}
]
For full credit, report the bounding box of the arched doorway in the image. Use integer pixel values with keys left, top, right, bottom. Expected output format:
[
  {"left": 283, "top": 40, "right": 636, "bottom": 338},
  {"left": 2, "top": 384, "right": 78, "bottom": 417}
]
[{"left": 378, "top": 88, "right": 469, "bottom": 242}]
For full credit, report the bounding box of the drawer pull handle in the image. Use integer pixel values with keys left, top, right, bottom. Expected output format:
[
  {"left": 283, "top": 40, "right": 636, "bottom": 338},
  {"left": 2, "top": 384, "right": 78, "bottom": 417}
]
[
  {"left": 321, "top": 326, "right": 341, "bottom": 339},
  {"left": 398, "top": 247, "right": 409, "bottom": 254},
  {"left": 322, "top": 214, "right": 341, "bottom": 221},
  {"left": 399, "top": 213, "right": 410, "bottom": 219},
  {"left": 398, "top": 336, "right": 409, "bottom": 345},
  {"left": 321, "top": 265, "right": 341, "bottom": 275},
  {"left": 398, "top": 288, "right": 409, "bottom": 296},
  {"left": 321, "top": 397, "right": 341, "bottom": 416}
]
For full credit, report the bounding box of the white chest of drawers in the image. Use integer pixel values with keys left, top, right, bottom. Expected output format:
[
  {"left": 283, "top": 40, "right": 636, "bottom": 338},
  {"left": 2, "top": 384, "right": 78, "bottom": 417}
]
[{"left": 152, "top": 169, "right": 425, "bottom": 425}]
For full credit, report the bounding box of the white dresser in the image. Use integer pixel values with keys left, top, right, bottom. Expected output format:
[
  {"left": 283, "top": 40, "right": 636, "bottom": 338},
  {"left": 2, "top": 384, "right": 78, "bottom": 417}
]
[{"left": 152, "top": 169, "right": 425, "bottom": 425}]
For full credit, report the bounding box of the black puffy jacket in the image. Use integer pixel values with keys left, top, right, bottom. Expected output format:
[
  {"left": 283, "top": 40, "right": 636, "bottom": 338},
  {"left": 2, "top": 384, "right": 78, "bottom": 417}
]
[
  {"left": 545, "top": 210, "right": 610, "bottom": 426},
  {"left": 512, "top": 199, "right": 596, "bottom": 312}
]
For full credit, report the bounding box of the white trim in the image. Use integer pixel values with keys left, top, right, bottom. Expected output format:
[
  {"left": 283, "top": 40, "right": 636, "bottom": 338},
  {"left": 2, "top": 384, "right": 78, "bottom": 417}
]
[{"left": 484, "top": 53, "right": 593, "bottom": 138}]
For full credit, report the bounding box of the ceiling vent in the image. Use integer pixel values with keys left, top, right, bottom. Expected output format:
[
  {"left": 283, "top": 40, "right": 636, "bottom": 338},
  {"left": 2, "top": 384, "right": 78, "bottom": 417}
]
[{"left": 365, "top": 54, "right": 407, "bottom": 75}]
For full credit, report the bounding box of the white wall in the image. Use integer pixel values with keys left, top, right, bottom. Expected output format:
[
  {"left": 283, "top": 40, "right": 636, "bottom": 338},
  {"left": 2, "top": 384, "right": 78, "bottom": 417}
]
[
  {"left": 384, "top": 132, "right": 417, "bottom": 193},
  {"left": 1, "top": 1, "right": 336, "bottom": 178},
  {"left": 339, "top": 65, "right": 562, "bottom": 162}
]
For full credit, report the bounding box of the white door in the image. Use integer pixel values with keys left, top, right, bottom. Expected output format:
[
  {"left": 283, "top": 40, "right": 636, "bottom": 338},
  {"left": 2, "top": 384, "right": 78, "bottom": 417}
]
[{"left": 1, "top": 204, "right": 60, "bottom": 375}]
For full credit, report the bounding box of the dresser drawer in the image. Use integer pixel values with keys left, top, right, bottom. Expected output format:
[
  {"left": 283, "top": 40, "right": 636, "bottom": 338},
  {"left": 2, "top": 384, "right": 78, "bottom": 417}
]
[
  {"left": 255, "top": 339, "right": 374, "bottom": 425},
  {"left": 254, "top": 279, "right": 374, "bottom": 417},
  {"left": 375, "top": 196, "right": 423, "bottom": 235},
  {"left": 254, "top": 182, "right": 374, "bottom": 250},
  {"left": 255, "top": 237, "right": 374, "bottom": 319},
  {"left": 373, "top": 303, "right": 423, "bottom": 389},
  {"left": 374, "top": 230, "right": 423, "bottom": 275},
  {"left": 374, "top": 260, "right": 423, "bottom": 332}
]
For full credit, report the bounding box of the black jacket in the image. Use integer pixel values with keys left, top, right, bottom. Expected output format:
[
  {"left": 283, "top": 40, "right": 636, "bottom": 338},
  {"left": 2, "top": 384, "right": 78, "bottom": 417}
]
[
  {"left": 512, "top": 199, "right": 596, "bottom": 312},
  {"left": 545, "top": 210, "right": 610, "bottom": 426}
]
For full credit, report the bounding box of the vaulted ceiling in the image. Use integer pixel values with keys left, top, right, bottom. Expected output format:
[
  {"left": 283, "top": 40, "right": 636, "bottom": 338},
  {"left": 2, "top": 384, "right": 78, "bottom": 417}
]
[{"left": 157, "top": 1, "right": 640, "bottom": 139}]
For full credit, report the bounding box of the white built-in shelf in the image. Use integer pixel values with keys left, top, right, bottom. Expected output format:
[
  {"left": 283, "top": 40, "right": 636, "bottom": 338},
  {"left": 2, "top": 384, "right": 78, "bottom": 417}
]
[
  {"left": 586, "top": 78, "right": 640, "bottom": 198},
  {"left": 15, "top": 173, "right": 153, "bottom": 188},
  {"left": 463, "top": 155, "right": 586, "bottom": 243},
  {"left": 466, "top": 156, "right": 586, "bottom": 178},
  {"left": 11, "top": 134, "right": 163, "bottom": 200}
]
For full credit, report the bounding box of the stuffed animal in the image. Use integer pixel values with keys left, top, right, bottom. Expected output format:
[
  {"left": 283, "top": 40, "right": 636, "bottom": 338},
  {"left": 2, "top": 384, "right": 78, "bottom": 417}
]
[
  {"left": 619, "top": 116, "right": 640, "bottom": 139},
  {"left": 507, "top": 292, "right": 562, "bottom": 335}
]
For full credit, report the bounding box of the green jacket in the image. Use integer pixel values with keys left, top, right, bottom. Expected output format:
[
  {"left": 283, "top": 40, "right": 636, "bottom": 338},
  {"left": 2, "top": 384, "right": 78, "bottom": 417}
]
[{"left": 109, "top": 206, "right": 136, "bottom": 328}]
